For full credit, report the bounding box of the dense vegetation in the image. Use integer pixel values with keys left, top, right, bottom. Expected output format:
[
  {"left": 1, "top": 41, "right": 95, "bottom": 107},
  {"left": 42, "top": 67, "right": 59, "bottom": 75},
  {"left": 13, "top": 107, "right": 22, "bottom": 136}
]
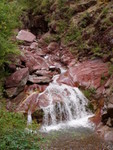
[
  {"left": 0, "top": 102, "right": 45, "bottom": 149},
  {"left": 0, "top": 1, "right": 46, "bottom": 149},
  {"left": 0, "top": 0, "right": 20, "bottom": 68}
]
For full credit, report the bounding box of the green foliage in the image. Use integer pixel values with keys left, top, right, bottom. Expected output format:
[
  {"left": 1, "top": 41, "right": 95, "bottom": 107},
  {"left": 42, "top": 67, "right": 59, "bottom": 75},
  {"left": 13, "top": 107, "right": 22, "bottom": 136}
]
[
  {"left": 0, "top": 0, "right": 22, "bottom": 68},
  {"left": 0, "top": 129, "right": 44, "bottom": 150},
  {"left": 0, "top": 109, "right": 45, "bottom": 150},
  {"left": 80, "top": 12, "right": 91, "bottom": 28},
  {"left": 83, "top": 88, "right": 96, "bottom": 99},
  {"left": 92, "top": 43, "right": 103, "bottom": 57},
  {"left": 86, "top": 102, "right": 94, "bottom": 112},
  {"left": 100, "top": 74, "right": 108, "bottom": 85},
  {"left": 108, "top": 62, "right": 113, "bottom": 75},
  {"left": 57, "top": 20, "right": 68, "bottom": 34},
  {"left": 0, "top": 109, "right": 26, "bottom": 135},
  {"left": 44, "top": 34, "right": 60, "bottom": 44},
  {"left": 64, "top": 25, "right": 82, "bottom": 44},
  {"left": 21, "top": 0, "right": 52, "bottom": 14}
]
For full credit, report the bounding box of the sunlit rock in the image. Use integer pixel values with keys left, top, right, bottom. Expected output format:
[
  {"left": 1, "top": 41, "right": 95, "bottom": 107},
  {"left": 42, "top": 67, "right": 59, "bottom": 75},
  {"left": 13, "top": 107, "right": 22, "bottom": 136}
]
[{"left": 16, "top": 30, "right": 36, "bottom": 42}]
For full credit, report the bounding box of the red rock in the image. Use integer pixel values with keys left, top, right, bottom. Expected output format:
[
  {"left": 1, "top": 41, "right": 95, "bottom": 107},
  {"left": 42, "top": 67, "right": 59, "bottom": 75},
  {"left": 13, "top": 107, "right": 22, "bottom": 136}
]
[
  {"left": 35, "top": 70, "right": 53, "bottom": 77},
  {"left": 38, "top": 94, "right": 50, "bottom": 108},
  {"left": 69, "top": 60, "right": 109, "bottom": 89},
  {"left": 97, "top": 125, "right": 113, "bottom": 142},
  {"left": 6, "top": 91, "right": 27, "bottom": 111},
  {"left": 30, "top": 42, "right": 38, "bottom": 49},
  {"left": 89, "top": 108, "right": 102, "bottom": 126},
  {"left": 16, "top": 30, "right": 36, "bottom": 42},
  {"left": 16, "top": 92, "right": 39, "bottom": 113},
  {"left": 28, "top": 75, "right": 52, "bottom": 84},
  {"left": 38, "top": 32, "right": 51, "bottom": 48},
  {"left": 5, "top": 87, "right": 18, "bottom": 98},
  {"left": 21, "top": 50, "right": 49, "bottom": 72},
  {"left": 47, "top": 42, "right": 59, "bottom": 52},
  {"left": 57, "top": 71, "right": 75, "bottom": 86},
  {"left": 8, "top": 64, "right": 16, "bottom": 72},
  {"left": 60, "top": 48, "right": 74, "bottom": 65},
  {"left": 38, "top": 89, "right": 64, "bottom": 108},
  {"left": 5, "top": 68, "right": 29, "bottom": 88},
  {"left": 25, "top": 84, "right": 47, "bottom": 94}
]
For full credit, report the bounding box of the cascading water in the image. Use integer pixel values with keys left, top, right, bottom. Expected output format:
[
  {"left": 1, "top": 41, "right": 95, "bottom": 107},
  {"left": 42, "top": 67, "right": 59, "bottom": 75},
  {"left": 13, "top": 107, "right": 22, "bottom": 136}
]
[
  {"left": 40, "top": 82, "right": 93, "bottom": 132},
  {"left": 26, "top": 67, "right": 93, "bottom": 132}
]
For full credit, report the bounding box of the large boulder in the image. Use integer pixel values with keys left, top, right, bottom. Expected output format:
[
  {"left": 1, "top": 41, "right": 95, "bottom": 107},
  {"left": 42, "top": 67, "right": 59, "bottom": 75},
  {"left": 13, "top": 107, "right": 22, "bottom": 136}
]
[
  {"left": 5, "top": 68, "right": 29, "bottom": 88},
  {"left": 57, "top": 60, "right": 109, "bottom": 90},
  {"left": 16, "top": 30, "right": 36, "bottom": 42},
  {"left": 5, "top": 68, "right": 29, "bottom": 97},
  {"left": 69, "top": 60, "right": 109, "bottom": 89}
]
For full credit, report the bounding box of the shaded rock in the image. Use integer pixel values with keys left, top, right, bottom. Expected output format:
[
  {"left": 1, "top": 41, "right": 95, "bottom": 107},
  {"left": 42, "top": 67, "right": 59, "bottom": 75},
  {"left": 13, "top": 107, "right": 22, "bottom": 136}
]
[
  {"left": 60, "top": 48, "right": 74, "bottom": 65},
  {"left": 38, "top": 32, "right": 51, "bottom": 48},
  {"left": 28, "top": 75, "right": 52, "bottom": 84},
  {"left": 5, "top": 68, "right": 29, "bottom": 88},
  {"left": 47, "top": 42, "right": 59, "bottom": 52},
  {"left": 49, "top": 66, "right": 61, "bottom": 74},
  {"left": 5, "top": 87, "right": 23, "bottom": 98},
  {"left": 6, "top": 91, "right": 27, "bottom": 111},
  {"left": 106, "top": 117, "right": 112, "bottom": 127},
  {"left": 16, "top": 30, "right": 36, "bottom": 42},
  {"left": 32, "top": 109, "right": 44, "bottom": 123},
  {"left": 8, "top": 64, "right": 16, "bottom": 72},
  {"left": 107, "top": 108, "right": 113, "bottom": 118}
]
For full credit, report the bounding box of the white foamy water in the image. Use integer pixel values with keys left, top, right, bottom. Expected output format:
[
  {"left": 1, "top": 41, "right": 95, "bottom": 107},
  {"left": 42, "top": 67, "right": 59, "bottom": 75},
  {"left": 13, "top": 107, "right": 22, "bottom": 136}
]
[
  {"left": 27, "top": 111, "right": 32, "bottom": 125},
  {"left": 39, "top": 83, "right": 94, "bottom": 132}
]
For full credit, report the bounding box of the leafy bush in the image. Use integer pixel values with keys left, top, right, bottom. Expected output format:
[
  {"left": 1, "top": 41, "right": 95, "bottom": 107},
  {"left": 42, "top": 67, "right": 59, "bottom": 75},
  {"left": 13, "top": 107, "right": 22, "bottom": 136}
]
[
  {"left": 0, "top": 0, "right": 23, "bottom": 68},
  {"left": 0, "top": 109, "right": 45, "bottom": 150},
  {"left": 0, "top": 130, "right": 44, "bottom": 150},
  {"left": 64, "top": 25, "right": 82, "bottom": 45}
]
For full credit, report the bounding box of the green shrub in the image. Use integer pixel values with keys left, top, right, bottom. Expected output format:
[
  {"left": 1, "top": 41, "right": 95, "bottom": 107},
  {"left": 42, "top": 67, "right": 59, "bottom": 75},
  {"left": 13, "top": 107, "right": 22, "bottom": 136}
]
[
  {"left": 0, "top": 109, "right": 45, "bottom": 150},
  {"left": 0, "top": 0, "right": 23, "bottom": 68},
  {"left": 83, "top": 88, "right": 96, "bottom": 99},
  {"left": 64, "top": 25, "right": 82, "bottom": 45},
  {"left": 0, "top": 129, "right": 44, "bottom": 150}
]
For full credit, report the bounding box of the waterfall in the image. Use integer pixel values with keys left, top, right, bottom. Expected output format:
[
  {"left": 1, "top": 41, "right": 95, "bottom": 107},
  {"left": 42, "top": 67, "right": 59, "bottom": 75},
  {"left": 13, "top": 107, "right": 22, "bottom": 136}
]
[{"left": 40, "top": 83, "right": 93, "bottom": 132}]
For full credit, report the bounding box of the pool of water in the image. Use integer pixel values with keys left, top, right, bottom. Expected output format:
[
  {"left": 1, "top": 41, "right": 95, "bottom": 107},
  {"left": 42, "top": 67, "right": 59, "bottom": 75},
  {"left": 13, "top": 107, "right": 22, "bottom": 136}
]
[{"left": 40, "top": 127, "right": 113, "bottom": 150}]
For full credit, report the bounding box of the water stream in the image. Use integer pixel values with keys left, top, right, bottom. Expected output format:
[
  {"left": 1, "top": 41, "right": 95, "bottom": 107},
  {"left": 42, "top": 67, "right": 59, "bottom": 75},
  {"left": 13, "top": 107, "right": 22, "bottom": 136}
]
[
  {"left": 40, "top": 83, "right": 93, "bottom": 132},
  {"left": 26, "top": 66, "right": 113, "bottom": 149}
]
